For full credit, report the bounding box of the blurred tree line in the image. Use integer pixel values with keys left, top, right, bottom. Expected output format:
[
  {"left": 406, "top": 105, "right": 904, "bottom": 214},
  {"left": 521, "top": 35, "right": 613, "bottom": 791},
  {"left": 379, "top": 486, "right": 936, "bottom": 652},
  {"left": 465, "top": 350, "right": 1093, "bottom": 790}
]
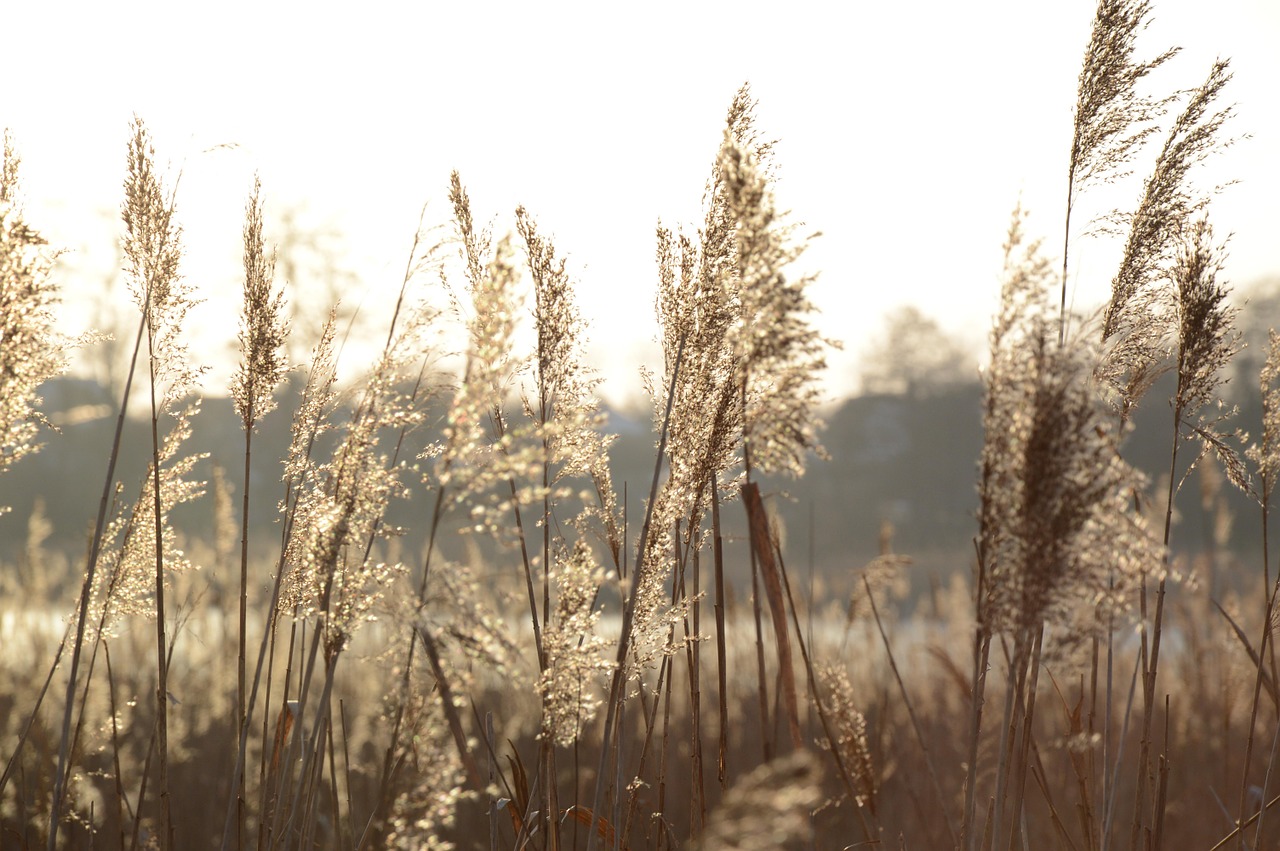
[{"left": 3, "top": 283, "right": 1277, "bottom": 602}]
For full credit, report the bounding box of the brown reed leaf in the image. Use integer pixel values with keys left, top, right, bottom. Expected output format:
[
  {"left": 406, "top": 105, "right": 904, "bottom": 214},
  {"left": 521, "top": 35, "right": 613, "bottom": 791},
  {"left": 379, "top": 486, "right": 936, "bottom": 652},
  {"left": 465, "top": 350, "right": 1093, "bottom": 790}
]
[{"left": 743, "top": 481, "right": 802, "bottom": 751}]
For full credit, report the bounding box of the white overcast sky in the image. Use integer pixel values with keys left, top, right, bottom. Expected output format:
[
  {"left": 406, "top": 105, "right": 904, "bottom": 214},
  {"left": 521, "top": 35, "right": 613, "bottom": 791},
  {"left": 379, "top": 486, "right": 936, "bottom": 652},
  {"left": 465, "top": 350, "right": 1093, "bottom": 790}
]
[{"left": 6, "top": 1, "right": 1278, "bottom": 406}]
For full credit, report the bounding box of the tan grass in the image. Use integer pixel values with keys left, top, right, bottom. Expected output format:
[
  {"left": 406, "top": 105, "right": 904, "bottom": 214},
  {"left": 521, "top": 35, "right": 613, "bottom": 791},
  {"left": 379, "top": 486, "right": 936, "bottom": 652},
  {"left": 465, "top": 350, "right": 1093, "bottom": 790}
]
[{"left": 1, "top": 9, "right": 1275, "bottom": 849}]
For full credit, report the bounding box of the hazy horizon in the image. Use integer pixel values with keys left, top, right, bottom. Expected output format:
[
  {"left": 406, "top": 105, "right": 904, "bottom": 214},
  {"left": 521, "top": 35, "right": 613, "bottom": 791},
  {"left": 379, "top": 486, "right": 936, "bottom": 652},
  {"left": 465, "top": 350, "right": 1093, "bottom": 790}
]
[{"left": 6, "top": 1, "right": 1279, "bottom": 407}]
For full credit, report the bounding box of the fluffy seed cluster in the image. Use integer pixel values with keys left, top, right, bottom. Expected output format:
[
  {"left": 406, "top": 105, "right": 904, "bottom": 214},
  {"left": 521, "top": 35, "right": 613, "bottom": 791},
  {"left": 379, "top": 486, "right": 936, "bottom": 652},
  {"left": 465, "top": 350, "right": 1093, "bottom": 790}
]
[
  {"left": 538, "top": 540, "right": 613, "bottom": 747},
  {"left": 283, "top": 335, "right": 425, "bottom": 652},
  {"left": 87, "top": 405, "right": 207, "bottom": 636},
  {"left": 428, "top": 174, "right": 533, "bottom": 536},
  {"left": 231, "top": 175, "right": 289, "bottom": 430},
  {"left": 632, "top": 86, "right": 831, "bottom": 669},
  {"left": 1247, "top": 330, "right": 1280, "bottom": 502},
  {"left": 0, "top": 131, "right": 69, "bottom": 494},
  {"left": 75, "top": 119, "right": 209, "bottom": 635},
  {"left": 1068, "top": 0, "right": 1177, "bottom": 199},
  {"left": 979, "top": 208, "right": 1160, "bottom": 637},
  {"left": 122, "top": 118, "right": 203, "bottom": 409},
  {"left": 816, "top": 665, "right": 877, "bottom": 813},
  {"left": 1099, "top": 60, "right": 1235, "bottom": 411},
  {"left": 517, "top": 205, "right": 621, "bottom": 565},
  {"left": 1169, "top": 216, "right": 1246, "bottom": 492},
  {"left": 694, "top": 751, "right": 820, "bottom": 851},
  {"left": 719, "top": 104, "right": 829, "bottom": 480}
]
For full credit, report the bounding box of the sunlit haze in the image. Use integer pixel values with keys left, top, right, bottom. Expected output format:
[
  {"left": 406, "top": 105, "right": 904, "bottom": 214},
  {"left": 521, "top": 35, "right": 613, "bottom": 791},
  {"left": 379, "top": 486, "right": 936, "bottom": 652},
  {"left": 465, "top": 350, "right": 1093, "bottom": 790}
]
[{"left": 7, "top": 1, "right": 1279, "bottom": 406}]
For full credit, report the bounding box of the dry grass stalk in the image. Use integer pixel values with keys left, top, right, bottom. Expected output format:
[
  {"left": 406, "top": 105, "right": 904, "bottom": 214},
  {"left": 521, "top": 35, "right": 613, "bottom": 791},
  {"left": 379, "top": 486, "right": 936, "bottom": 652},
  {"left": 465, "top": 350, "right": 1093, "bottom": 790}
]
[
  {"left": 46, "top": 118, "right": 202, "bottom": 851},
  {"left": 271, "top": 242, "right": 438, "bottom": 847},
  {"left": 1128, "top": 215, "right": 1242, "bottom": 845},
  {"left": 3, "top": 14, "right": 1267, "bottom": 843},
  {"left": 517, "top": 205, "right": 619, "bottom": 842},
  {"left": 865, "top": 575, "right": 957, "bottom": 846},
  {"left": 710, "top": 478, "right": 729, "bottom": 790},
  {"left": 971, "top": 205, "right": 1160, "bottom": 850},
  {"left": 618, "top": 90, "right": 833, "bottom": 841},
  {"left": 1235, "top": 331, "right": 1280, "bottom": 842},
  {"left": 229, "top": 174, "right": 290, "bottom": 849},
  {"left": 129, "top": 115, "right": 202, "bottom": 851}
]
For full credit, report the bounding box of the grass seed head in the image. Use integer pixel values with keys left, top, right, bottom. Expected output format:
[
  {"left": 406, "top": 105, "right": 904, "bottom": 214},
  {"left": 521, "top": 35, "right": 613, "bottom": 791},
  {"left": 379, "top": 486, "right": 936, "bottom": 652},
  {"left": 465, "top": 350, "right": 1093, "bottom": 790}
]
[
  {"left": 0, "top": 131, "right": 67, "bottom": 490},
  {"left": 231, "top": 175, "right": 289, "bottom": 429}
]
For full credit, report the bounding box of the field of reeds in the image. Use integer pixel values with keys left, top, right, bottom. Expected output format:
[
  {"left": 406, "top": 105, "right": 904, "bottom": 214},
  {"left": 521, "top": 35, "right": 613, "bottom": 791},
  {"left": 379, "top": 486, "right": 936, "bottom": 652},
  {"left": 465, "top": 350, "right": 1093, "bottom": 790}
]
[{"left": 3, "top": 2, "right": 1278, "bottom": 848}]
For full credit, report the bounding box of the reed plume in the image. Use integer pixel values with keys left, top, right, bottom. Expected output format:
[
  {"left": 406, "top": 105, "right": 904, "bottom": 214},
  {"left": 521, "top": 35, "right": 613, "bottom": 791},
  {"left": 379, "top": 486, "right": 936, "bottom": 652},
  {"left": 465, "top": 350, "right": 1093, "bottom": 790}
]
[
  {"left": 1249, "top": 330, "right": 1280, "bottom": 510},
  {"left": 633, "top": 86, "right": 831, "bottom": 669},
  {"left": 1099, "top": 59, "right": 1235, "bottom": 413},
  {"left": 429, "top": 174, "right": 529, "bottom": 536},
  {"left": 719, "top": 91, "right": 829, "bottom": 481},
  {"left": 1169, "top": 217, "right": 1245, "bottom": 489},
  {"left": 538, "top": 539, "right": 613, "bottom": 747},
  {"left": 694, "top": 751, "right": 820, "bottom": 851},
  {"left": 0, "top": 131, "right": 70, "bottom": 490},
  {"left": 228, "top": 174, "right": 289, "bottom": 846},
  {"left": 815, "top": 664, "right": 877, "bottom": 815},
  {"left": 971, "top": 206, "right": 1161, "bottom": 847},
  {"left": 231, "top": 176, "right": 289, "bottom": 426},
  {"left": 980, "top": 212, "right": 1159, "bottom": 635},
  {"left": 282, "top": 320, "right": 428, "bottom": 653},
  {"left": 83, "top": 404, "right": 207, "bottom": 635},
  {"left": 1069, "top": 0, "right": 1177, "bottom": 195},
  {"left": 515, "top": 203, "right": 622, "bottom": 851},
  {"left": 1060, "top": 0, "right": 1177, "bottom": 340},
  {"left": 516, "top": 204, "right": 621, "bottom": 567}
]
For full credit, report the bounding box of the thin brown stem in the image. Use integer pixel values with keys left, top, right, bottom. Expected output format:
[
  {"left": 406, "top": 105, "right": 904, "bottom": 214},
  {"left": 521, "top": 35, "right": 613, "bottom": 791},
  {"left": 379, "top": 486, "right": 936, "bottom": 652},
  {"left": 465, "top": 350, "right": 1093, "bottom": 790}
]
[
  {"left": 710, "top": 478, "right": 729, "bottom": 791},
  {"left": 866, "top": 576, "right": 958, "bottom": 847}
]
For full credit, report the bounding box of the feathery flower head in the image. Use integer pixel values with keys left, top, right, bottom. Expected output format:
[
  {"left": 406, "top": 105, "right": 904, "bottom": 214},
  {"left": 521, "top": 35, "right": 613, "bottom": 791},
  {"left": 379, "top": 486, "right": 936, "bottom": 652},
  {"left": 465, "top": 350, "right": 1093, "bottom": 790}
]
[
  {"left": 1070, "top": 0, "right": 1178, "bottom": 193},
  {"left": 86, "top": 402, "right": 208, "bottom": 636},
  {"left": 231, "top": 175, "right": 289, "bottom": 428},
  {"left": 717, "top": 93, "right": 830, "bottom": 479},
  {"left": 122, "top": 117, "right": 203, "bottom": 408},
  {"left": 538, "top": 540, "right": 613, "bottom": 747},
  {"left": 980, "top": 208, "right": 1160, "bottom": 636},
  {"left": 1099, "top": 60, "right": 1235, "bottom": 411},
  {"left": 0, "top": 131, "right": 68, "bottom": 489},
  {"left": 1170, "top": 216, "right": 1248, "bottom": 494},
  {"left": 1247, "top": 330, "right": 1280, "bottom": 502}
]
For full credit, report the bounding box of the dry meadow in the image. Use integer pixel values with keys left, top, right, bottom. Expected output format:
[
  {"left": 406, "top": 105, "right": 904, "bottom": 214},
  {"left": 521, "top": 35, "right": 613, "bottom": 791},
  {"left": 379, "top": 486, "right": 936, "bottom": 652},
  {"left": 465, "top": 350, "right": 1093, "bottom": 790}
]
[{"left": 3, "top": 2, "right": 1279, "bottom": 848}]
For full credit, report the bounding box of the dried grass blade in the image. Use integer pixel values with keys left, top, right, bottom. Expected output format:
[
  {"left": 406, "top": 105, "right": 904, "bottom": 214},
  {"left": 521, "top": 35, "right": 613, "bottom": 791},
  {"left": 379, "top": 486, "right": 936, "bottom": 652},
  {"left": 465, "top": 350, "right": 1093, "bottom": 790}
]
[
  {"left": 1213, "top": 599, "right": 1280, "bottom": 711},
  {"left": 563, "top": 806, "right": 626, "bottom": 850},
  {"left": 742, "top": 481, "right": 802, "bottom": 751}
]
